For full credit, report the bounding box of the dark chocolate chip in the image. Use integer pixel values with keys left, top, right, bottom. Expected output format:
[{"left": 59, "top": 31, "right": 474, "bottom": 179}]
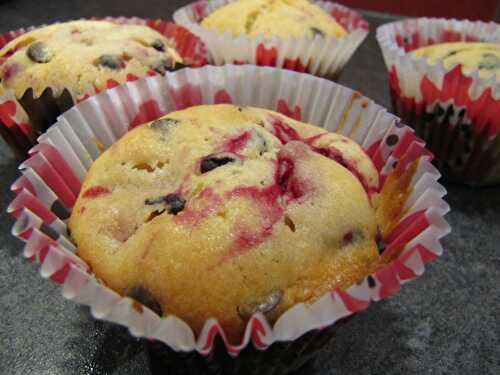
[
  {"left": 127, "top": 286, "right": 162, "bottom": 315},
  {"left": 367, "top": 275, "right": 376, "bottom": 288},
  {"left": 237, "top": 289, "right": 283, "bottom": 320},
  {"left": 200, "top": 154, "right": 236, "bottom": 174},
  {"left": 376, "top": 233, "right": 386, "bottom": 254},
  {"left": 150, "top": 118, "right": 179, "bottom": 130},
  {"left": 145, "top": 194, "right": 186, "bottom": 215},
  {"left": 27, "top": 41, "right": 53, "bottom": 63},
  {"left": 478, "top": 53, "right": 500, "bottom": 70},
  {"left": 40, "top": 222, "right": 59, "bottom": 241},
  {"left": 150, "top": 58, "right": 175, "bottom": 74},
  {"left": 284, "top": 214, "right": 295, "bottom": 232},
  {"left": 95, "top": 54, "right": 124, "bottom": 70},
  {"left": 310, "top": 27, "right": 325, "bottom": 37},
  {"left": 151, "top": 39, "right": 165, "bottom": 52},
  {"left": 164, "top": 194, "right": 186, "bottom": 215}
]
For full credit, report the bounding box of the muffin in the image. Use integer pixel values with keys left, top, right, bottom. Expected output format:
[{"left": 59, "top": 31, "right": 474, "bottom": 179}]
[
  {"left": 200, "top": 0, "right": 347, "bottom": 39},
  {"left": 0, "top": 19, "right": 206, "bottom": 159},
  {"left": 0, "top": 20, "right": 182, "bottom": 99},
  {"left": 174, "top": 0, "right": 368, "bottom": 78},
  {"left": 411, "top": 42, "right": 500, "bottom": 79},
  {"left": 377, "top": 18, "right": 500, "bottom": 186},
  {"left": 69, "top": 104, "right": 381, "bottom": 343}
]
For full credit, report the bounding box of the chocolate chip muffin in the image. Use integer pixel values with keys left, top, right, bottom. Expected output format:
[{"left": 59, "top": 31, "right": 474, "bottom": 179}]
[
  {"left": 411, "top": 42, "right": 500, "bottom": 79},
  {"left": 69, "top": 104, "right": 380, "bottom": 342},
  {"left": 200, "top": 0, "right": 347, "bottom": 39},
  {"left": 0, "top": 20, "right": 183, "bottom": 98}
]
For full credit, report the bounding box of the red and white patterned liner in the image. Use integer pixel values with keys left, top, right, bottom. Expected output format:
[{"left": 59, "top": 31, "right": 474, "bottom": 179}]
[
  {"left": 0, "top": 17, "right": 209, "bottom": 157},
  {"left": 8, "top": 65, "right": 450, "bottom": 355},
  {"left": 173, "top": 0, "right": 368, "bottom": 78},
  {"left": 376, "top": 18, "right": 500, "bottom": 184}
]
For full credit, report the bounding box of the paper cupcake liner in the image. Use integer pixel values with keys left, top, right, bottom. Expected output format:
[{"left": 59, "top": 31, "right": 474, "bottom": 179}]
[
  {"left": 0, "top": 17, "right": 209, "bottom": 159},
  {"left": 8, "top": 66, "right": 449, "bottom": 362},
  {"left": 376, "top": 18, "right": 500, "bottom": 186},
  {"left": 173, "top": 0, "right": 368, "bottom": 79}
]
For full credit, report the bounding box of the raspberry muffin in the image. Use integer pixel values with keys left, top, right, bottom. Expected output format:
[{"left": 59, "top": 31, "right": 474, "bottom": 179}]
[
  {"left": 411, "top": 42, "right": 500, "bottom": 79},
  {"left": 69, "top": 104, "right": 381, "bottom": 342},
  {"left": 0, "top": 19, "right": 186, "bottom": 158},
  {"left": 201, "top": 0, "right": 347, "bottom": 39},
  {"left": 0, "top": 20, "right": 182, "bottom": 99}
]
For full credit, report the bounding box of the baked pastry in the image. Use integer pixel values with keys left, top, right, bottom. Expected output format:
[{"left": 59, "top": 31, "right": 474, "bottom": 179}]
[
  {"left": 69, "top": 104, "right": 380, "bottom": 342},
  {"left": 411, "top": 42, "right": 500, "bottom": 79},
  {"left": 0, "top": 20, "right": 183, "bottom": 98},
  {"left": 200, "top": 0, "right": 346, "bottom": 39}
]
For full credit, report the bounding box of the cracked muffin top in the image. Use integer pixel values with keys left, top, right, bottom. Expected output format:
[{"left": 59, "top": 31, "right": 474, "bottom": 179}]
[
  {"left": 0, "top": 20, "right": 183, "bottom": 98},
  {"left": 411, "top": 42, "right": 500, "bottom": 79},
  {"left": 200, "top": 0, "right": 347, "bottom": 39},
  {"left": 69, "top": 104, "right": 380, "bottom": 342}
]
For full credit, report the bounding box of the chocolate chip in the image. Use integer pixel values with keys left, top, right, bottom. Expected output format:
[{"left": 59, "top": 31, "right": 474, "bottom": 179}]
[
  {"left": 27, "top": 41, "right": 53, "bottom": 63},
  {"left": 310, "top": 27, "right": 325, "bottom": 37},
  {"left": 164, "top": 193, "right": 185, "bottom": 215},
  {"left": 200, "top": 154, "right": 236, "bottom": 174},
  {"left": 376, "top": 230, "right": 386, "bottom": 254},
  {"left": 95, "top": 54, "right": 124, "bottom": 70},
  {"left": 150, "top": 58, "right": 175, "bottom": 74},
  {"left": 237, "top": 289, "right": 283, "bottom": 320},
  {"left": 127, "top": 286, "right": 162, "bottom": 315},
  {"left": 150, "top": 118, "right": 179, "bottom": 130},
  {"left": 284, "top": 214, "right": 295, "bottom": 232},
  {"left": 145, "top": 194, "right": 186, "bottom": 215},
  {"left": 151, "top": 39, "right": 165, "bottom": 52},
  {"left": 478, "top": 53, "right": 500, "bottom": 70},
  {"left": 367, "top": 276, "right": 376, "bottom": 288}
]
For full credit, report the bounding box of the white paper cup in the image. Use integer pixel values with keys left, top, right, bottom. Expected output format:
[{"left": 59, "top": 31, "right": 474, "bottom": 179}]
[
  {"left": 8, "top": 65, "right": 450, "bottom": 371},
  {"left": 173, "top": 0, "right": 368, "bottom": 79}
]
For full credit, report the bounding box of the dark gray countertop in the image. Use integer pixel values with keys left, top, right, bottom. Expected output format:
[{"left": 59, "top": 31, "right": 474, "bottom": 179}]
[{"left": 1, "top": 1, "right": 499, "bottom": 374}]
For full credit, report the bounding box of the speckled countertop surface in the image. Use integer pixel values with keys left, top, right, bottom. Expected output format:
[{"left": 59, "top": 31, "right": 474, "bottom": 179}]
[{"left": 0, "top": 1, "right": 499, "bottom": 374}]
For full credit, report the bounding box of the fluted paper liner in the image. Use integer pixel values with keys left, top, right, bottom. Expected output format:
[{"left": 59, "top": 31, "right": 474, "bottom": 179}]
[
  {"left": 8, "top": 65, "right": 450, "bottom": 356},
  {"left": 173, "top": 0, "right": 368, "bottom": 79},
  {"left": 0, "top": 16, "right": 209, "bottom": 159},
  {"left": 376, "top": 18, "right": 500, "bottom": 185}
]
